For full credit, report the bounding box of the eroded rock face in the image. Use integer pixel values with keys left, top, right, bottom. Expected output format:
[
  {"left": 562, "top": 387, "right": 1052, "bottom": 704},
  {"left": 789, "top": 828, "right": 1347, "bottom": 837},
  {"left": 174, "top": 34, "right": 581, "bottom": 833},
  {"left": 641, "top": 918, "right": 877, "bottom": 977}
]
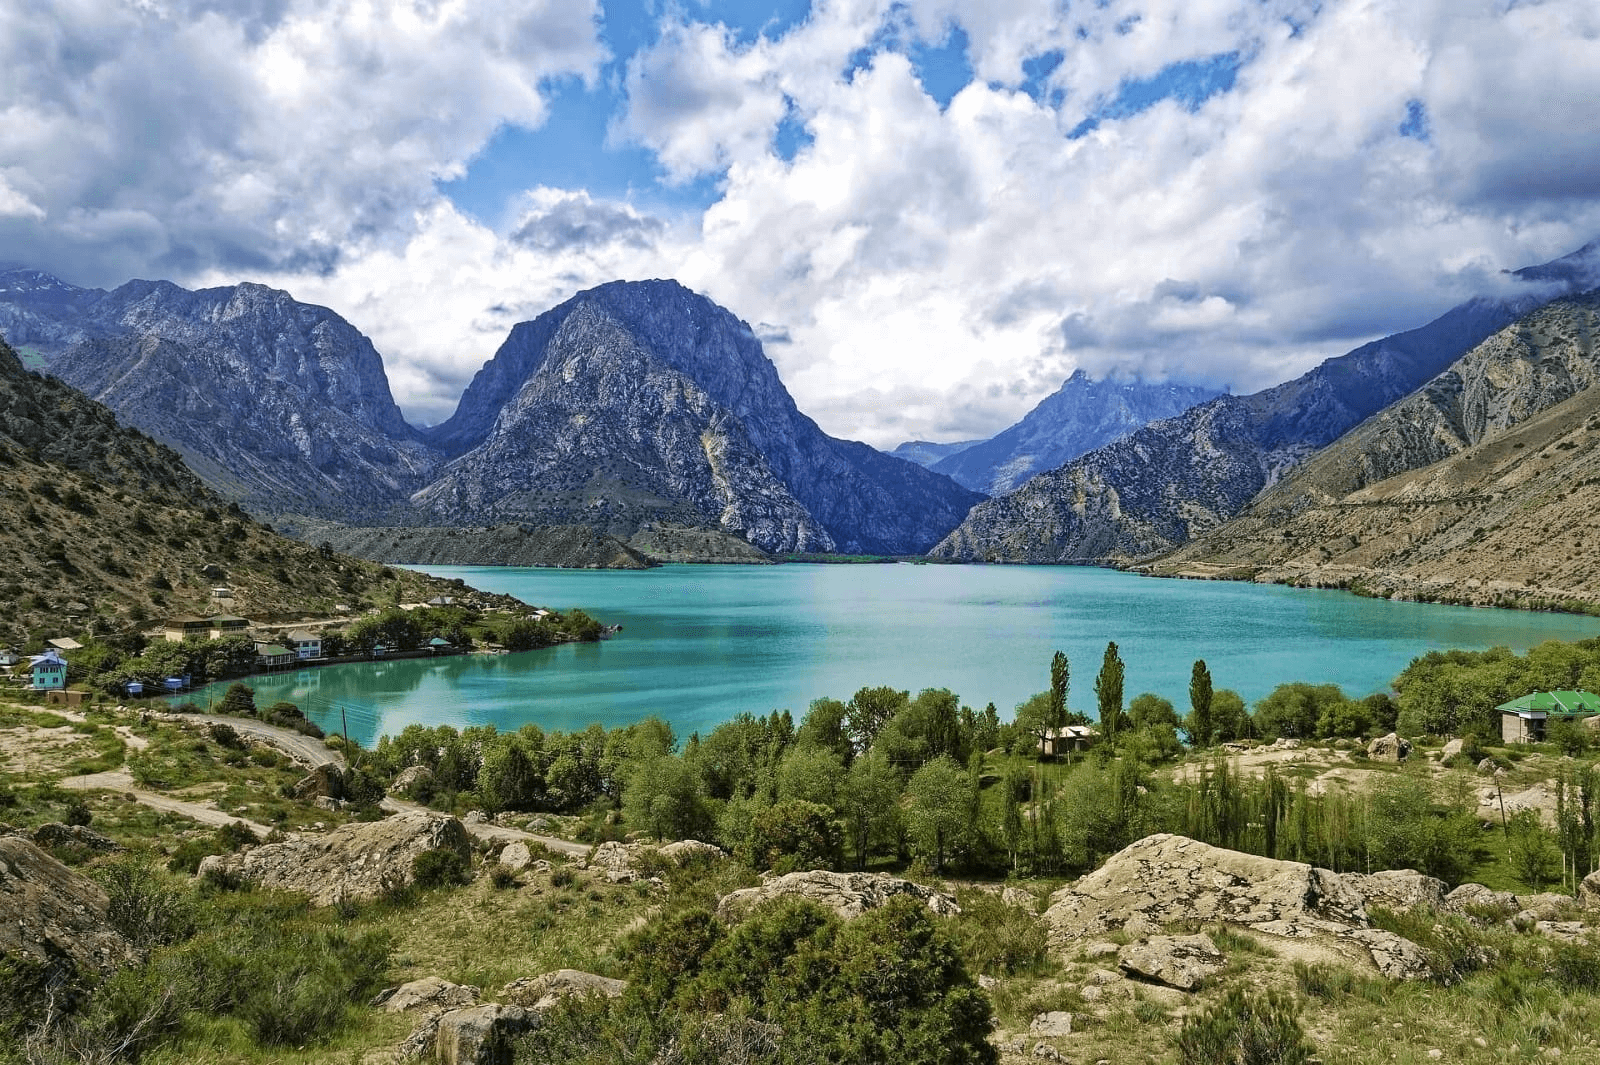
[
  {"left": 380, "top": 976, "right": 482, "bottom": 1014},
  {"left": 0, "top": 836, "right": 135, "bottom": 976},
  {"left": 716, "top": 869, "right": 960, "bottom": 923},
  {"left": 392, "top": 765, "right": 435, "bottom": 795},
  {"left": 587, "top": 839, "right": 726, "bottom": 883},
  {"left": 658, "top": 839, "right": 725, "bottom": 864},
  {"left": 31, "top": 822, "right": 120, "bottom": 853},
  {"left": 434, "top": 1004, "right": 536, "bottom": 1065},
  {"left": 294, "top": 762, "right": 345, "bottom": 801},
  {"left": 1117, "top": 934, "right": 1224, "bottom": 991},
  {"left": 1343, "top": 869, "right": 1447, "bottom": 913},
  {"left": 1580, "top": 869, "right": 1600, "bottom": 911},
  {"left": 196, "top": 811, "right": 470, "bottom": 905}
]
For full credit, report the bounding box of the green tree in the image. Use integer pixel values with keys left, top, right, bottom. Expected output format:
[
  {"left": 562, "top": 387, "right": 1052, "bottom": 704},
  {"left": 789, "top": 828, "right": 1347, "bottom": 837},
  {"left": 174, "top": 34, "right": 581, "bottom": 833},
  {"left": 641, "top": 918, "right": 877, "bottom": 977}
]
[
  {"left": 776, "top": 745, "right": 846, "bottom": 809},
  {"left": 1095, "top": 641, "right": 1125, "bottom": 741},
  {"left": 622, "top": 754, "right": 707, "bottom": 841},
  {"left": 1188, "top": 660, "right": 1213, "bottom": 748},
  {"left": 217, "top": 682, "right": 256, "bottom": 717},
  {"left": 841, "top": 752, "right": 902, "bottom": 869},
  {"left": 845, "top": 686, "right": 909, "bottom": 754},
  {"left": 796, "top": 697, "right": 854, "bottom": 764},
  {"left": 905, "top": 756, "right": 971, "bottom": 872},
  {"left": 1048, "top": 651, "right": 1070, "bottom": 733},
  {"left": 742, "top": 799, "right": 844, "bottom": 872}
]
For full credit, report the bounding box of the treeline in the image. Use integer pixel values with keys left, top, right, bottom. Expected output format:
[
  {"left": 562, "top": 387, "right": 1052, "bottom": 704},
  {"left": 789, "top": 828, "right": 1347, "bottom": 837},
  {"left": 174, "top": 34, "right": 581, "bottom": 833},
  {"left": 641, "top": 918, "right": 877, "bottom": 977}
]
[{"left": 1396, "top": 638, "right": 1600, "bottom": 743}]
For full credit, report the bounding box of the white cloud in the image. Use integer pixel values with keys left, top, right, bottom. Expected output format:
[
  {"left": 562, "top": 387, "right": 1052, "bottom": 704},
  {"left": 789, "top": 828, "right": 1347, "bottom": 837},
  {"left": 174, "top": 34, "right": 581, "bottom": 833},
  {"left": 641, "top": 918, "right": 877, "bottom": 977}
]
[{"left": 10, "top": 0, "right": 1600, "bottom": 451}]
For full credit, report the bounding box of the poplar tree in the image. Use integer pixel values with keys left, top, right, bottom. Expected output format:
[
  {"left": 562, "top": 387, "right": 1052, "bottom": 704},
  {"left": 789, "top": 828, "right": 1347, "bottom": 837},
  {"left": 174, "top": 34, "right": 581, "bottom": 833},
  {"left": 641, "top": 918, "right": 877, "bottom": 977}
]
[
  {"left": 1049, "top": 651, "right": 1070, "bottom": 734},
  {"left": 1095, "top": 641, "right": 1124, "bottom": 741},
  {"left": 1189, "top": 659, "right": 1214, "bottom": 749}
]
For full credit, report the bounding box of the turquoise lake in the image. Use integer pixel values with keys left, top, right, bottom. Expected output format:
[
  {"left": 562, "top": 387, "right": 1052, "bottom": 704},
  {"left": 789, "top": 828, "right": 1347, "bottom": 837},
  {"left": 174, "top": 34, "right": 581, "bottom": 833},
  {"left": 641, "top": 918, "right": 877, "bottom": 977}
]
[{"left": 192, "top": 564, "right": 1600, "bottom": 747}]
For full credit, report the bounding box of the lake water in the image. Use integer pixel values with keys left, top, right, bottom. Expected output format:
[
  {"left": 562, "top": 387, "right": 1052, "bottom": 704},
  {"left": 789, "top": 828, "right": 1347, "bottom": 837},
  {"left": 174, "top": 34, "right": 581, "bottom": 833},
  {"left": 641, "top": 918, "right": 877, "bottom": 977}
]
[{"left": 188, "top": 564, "right": 1599, "bottom": 747}]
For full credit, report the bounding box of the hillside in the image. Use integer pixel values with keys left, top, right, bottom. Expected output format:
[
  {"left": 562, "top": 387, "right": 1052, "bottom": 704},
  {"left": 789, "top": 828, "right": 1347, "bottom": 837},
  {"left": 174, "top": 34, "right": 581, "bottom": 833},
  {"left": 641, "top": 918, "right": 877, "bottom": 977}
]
[
  {"left": 1147, "top": 292, "right": 1600, "bottom": 608},
  {"left": 0, "top": 337, "right": 513, "bottom": 646}
]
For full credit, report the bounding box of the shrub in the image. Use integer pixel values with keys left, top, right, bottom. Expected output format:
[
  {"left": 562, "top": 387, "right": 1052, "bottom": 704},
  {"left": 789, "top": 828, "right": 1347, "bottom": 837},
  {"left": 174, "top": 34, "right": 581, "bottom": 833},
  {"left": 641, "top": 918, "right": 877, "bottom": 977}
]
[
  {"left": 489, "top": 865, "right": 519, "bottom": 890},
  {"left": 1173, "top": 987, "right": 1313, "bottom": 1065},
  {"left": 63, "top": 796, "right": 93, "bottom": 826},
  {"left": 100, "top": 859, "right": 195, "bottom": 950},
  {"left": 1293, "top": 960, "right": 1354, "bottom": 1000},
  {"left": 412, "top": 847, "right": 471, "bottom": 889},
  {"left": 550, "top": 867, "right": 576, "bottom": 889},
  {"left": 949, "top": 890, "right": 1049, "bottom": 977}
]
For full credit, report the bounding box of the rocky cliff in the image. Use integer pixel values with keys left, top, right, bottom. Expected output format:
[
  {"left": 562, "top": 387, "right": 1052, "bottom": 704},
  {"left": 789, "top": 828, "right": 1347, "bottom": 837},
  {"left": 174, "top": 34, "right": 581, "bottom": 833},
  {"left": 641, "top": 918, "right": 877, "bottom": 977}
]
[
  {"left": 47, "top": 280, "right": 437, "bottom": 520},
  {"left": 1148, "top": 292, "right": 1600, "bottom": 606},
  {"left": 421, "top": 280, "right": 985, "bottom": 555},
  {"left": 928, "top": 371, "right": 1223, "bottom": 496},
  {"left": 930, "top": 296, "right": 1535, "bottom": 564}
]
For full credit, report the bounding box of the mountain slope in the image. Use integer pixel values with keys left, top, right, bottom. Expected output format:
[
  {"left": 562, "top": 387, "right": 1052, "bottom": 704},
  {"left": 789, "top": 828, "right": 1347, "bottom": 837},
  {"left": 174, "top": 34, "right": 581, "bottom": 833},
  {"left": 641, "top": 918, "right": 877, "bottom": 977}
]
[
  {"left": 930, "top": 292, "right": 1547, "bottom": 564},
  {"left": 1147, "top": 292, "right": 1600, "bottom": 606},
  {"left": 0, "top": 337, "right": 508, "bottom": 645},
  {"left": 887, "top": 439, "right": 984, "bottom": 469},
  {"left": 422, "top": 280, "right": 985, "bottom": 555},
  {"left": 0, "top": 269, "right": 437, "bottom": 521},
  {"left": 929, "top": 371, "right": 1223, "bottom": 495}
]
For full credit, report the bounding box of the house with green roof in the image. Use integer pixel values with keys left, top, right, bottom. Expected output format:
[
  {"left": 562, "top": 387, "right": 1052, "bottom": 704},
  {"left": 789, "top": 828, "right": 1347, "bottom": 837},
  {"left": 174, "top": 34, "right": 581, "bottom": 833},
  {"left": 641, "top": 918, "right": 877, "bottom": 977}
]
[{"left": 1496, "top": 690, "right": 1600, "bottom": 743}]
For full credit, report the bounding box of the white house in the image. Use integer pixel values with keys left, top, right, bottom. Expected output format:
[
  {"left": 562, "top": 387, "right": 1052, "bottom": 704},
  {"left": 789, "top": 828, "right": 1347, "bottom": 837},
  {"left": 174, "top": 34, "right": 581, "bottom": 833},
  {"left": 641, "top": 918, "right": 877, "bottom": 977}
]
[{"left": 285, "top": 630, "right": 322, "bottom": 661}]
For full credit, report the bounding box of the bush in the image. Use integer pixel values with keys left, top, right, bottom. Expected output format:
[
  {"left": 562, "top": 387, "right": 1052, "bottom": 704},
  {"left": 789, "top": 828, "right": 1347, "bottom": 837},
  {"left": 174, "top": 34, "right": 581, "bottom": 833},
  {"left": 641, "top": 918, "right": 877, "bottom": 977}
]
[
  {"left": 489, "top": 865, "right": 519, "bottom": 890},
  {"left": 949, "top": 890, "right": 1049, "bottom": 978},
  {"left": 100, "top": 859, "right": 195, "bottom": 950},
  {"left": 412, "top": 847, "right": 471, "bottom": 889},
  {"left": 63, "top": 796, "right": 93, "bottom": 826},
  {"left": 1293, "top": 960, "right": 1354, "bottom": 1000},
  {"left": 1173, "top": 987, "right": 1313, "bottom": 1065}
]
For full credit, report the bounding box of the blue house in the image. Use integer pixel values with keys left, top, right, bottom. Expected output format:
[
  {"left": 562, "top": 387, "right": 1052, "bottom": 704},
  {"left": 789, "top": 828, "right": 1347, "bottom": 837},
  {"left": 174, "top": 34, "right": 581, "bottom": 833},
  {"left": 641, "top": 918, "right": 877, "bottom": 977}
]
[{"left": 29, "top": 650, "right": 67, "bottom": 690}]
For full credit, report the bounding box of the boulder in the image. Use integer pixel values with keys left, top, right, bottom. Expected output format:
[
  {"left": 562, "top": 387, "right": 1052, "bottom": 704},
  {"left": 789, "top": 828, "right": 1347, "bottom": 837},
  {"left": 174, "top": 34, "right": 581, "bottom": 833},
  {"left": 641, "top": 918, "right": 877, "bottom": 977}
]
[
  {"left": 717, "top": 869, "right": 960, "bottom": 922},
  {"left": 1043, "top": 834, "right": 1436, "bottom": 981},
  {"left": 498, "top": 842, "right": 534, "bottom": 872},
  {"left": 1367, "top": 733, "right": 1412, "bottom": 763},
  {"left": 1043, "top": 834, "right": 1367, "bottom": 943},
  {"left": 379, "top": 976, "right": 481, "bottom": 1013},
  {"left": 1002, "top": 886, "right": 1040, "bottom": 911},
  {"left": 1117, "top": 934, "right": 1224, "bottom": 992},
  {"left": 1440, "top": 738, "right": 1464, "bottom": 761},
  {"left": 501, "top": 969, "right": 626, "bottom": 1011},
  {"left": 431, "top": 1004, "right": 537, "bottom": 1065},
  {"left": 392, "top": 765, "right": 434, "bottom": 795},
  {"left": 196, "top": 811, "right": 471, "bottom": 905},
  {"left": 0, "top": 836, "right": 135, "bottom": 976},
  {"left": 1342, "top": 869, "right": 1448, "bottom": 913},
  {"left": 1580, "top": 869, "right": 1600, "bottom": 911},
  {"left": 293, "top": 762, "right": 345, "bottom": 801},
  {"left": 658, "top": 839, "right": 724, "bottom": 864},
  {"left": 588, "top": 840, "right": 641, "bottom": 883},
  {"left": 1443, "top": 883, "right": 1519, "bottom": 916},
  {"left": 31, "top": 822, "right": 119, "bottom": 853},
  {"left": 1029, "top": 1012, "right": 1074, "bottom": 1038},
  {"left": 1346, "top": 929, "right": 1433, "bottom": 980}
]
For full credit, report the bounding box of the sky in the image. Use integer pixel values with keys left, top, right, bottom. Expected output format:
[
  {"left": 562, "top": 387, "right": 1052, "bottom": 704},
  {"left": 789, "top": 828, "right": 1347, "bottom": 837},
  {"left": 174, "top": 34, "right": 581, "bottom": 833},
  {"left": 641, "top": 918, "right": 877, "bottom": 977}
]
[{"left": 3, "top": 0, "right": 1600, "bottom": 447}]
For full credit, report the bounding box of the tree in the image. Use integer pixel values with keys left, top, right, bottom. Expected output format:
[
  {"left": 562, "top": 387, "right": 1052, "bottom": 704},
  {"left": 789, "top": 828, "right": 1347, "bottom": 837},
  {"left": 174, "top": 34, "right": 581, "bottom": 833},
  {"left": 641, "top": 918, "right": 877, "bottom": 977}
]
[
  {"left": 797, "top": 697, "right": 854, "bottom": 764},
  {"left": 217, "top": 682, "right": 256, "bottom": 717},
  {"left": 841, "top": 753, "right": 902, "bottom": 869},
  {"left": 1188, "top": 660, "right": 1213, "bottom": 748},
  {"left": 845, "top": 686, "right": 909, "bottom": 754},
  {"left": 1211, "top": 689, "right": 1251, "bottom": 743},
  {"left": 622, "top": 753, "right": 707, "bottom": 841},
  {"left": 1048, "top": 651, "right": 1070, "bottom": 733},
  {"left": 1095, "top": 641, "right": 1125, "bottom": 741},
  {"left": 904, "top": 756, "right": 971, "bottom": 872},
  {"left": 775, "top": 745, "right": 846, "bottom": 809},
  {"left": 742, "top": 799, "right": 844, "bottom": 872}
]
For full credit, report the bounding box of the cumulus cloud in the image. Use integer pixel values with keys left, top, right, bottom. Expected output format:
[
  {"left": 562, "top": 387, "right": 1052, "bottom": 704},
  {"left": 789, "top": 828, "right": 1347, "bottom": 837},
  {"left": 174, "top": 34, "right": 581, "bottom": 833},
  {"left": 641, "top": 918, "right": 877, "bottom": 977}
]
[
  {"left": 0, "top": 0, "right": 605, "bottom": 285},
  {"left": 10, "top": 0, "right": 1600, "bottom": 449}
]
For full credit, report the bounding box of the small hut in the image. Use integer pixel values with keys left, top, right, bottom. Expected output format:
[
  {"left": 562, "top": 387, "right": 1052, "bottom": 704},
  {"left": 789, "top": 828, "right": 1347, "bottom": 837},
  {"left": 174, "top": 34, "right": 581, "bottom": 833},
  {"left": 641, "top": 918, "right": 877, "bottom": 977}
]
[{"left": 1497, "top": 690, "right": 1600, "bottom": 743}]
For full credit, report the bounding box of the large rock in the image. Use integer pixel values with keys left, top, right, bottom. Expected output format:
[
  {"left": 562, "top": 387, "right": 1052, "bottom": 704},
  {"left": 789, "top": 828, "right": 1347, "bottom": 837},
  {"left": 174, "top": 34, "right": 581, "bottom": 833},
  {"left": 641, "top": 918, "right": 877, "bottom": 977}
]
[
  {"left": 1440, "top": 738, "right": 1465, "bottom": 761},
  {"left": 1117, "top": 934, "right": 1224, "bottom": 991},
  {"left": 1342, "top": 869, "right": 1448, "bottom": 913},
  {"left": 501, "top": 969, "right": 626, "bottom": 1011},
  {"left": 587, "top": 839, "right": 726, "bottom": 883},
  {"left": 379, "top": 976, "right": 481, "bottom": 1014},
  {"left": 1367, "top": 733, "right": 1412, "bottom": 763},
  {"left": 1043, "top": 834, "right": 1436, "bottom": 980},
  {"left": 1581, "top": 869, "right": 1600, "bottom": 911},
  {"left": 717, "top": 869, "right": 960, "bottom": 922},
  {"left": 658, "top": 839, "right": 725, "bottom": 864},
  {"left": 392, "top": 765, "right": 435, "bottom": 795},
  {"left": 434, "top": 1004, "right": 537, "bottom": 1065},
  {"left": 197, "top": 811, "right": 470, "bottom": 905},
  {"left": 1443, "top": 883, "right": 1519, "bottom": 916},
  {"left": 294, "top": 762, "right": 345, "bottom": 801},
  {"left": 0, "top": 836, "right": 135, "bottom": 976},
  {"left": 31, "top": 822, "right": 120, "bottom": 853}
]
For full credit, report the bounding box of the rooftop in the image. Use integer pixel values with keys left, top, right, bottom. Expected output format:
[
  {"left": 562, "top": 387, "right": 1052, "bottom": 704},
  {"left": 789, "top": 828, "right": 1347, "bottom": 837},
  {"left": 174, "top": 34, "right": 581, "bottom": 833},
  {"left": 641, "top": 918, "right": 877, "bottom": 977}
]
[{"left": 1496, "top": 690, "right": 1600, "bottom": 716}]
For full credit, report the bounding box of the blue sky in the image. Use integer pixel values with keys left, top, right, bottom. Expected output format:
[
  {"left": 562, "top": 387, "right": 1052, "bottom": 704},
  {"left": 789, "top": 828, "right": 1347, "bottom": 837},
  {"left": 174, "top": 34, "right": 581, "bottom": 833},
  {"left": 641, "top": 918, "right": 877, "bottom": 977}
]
[{"left": 2, "top": 0, "right": 1599, "bottom": 444}]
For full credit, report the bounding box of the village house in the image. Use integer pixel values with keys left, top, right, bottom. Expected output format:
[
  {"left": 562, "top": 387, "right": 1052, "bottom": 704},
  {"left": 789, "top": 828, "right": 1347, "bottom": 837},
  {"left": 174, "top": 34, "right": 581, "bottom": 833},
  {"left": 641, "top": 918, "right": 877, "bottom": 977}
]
[
  {"left": 47, "top": 637, "right": 83, "bottom": 652},
  {"left": 254, "top": 642, "right": 294, "bottom": 669},
  {"left": 1038, "top": 724, "right": 1098, "bottom": 757},
  {"left": 28, "top": 649, "right": 67, "bottom": 691},
  {"left": 1497, "top": 690, "right": 1600, "bottom": 743},
  {"left": 210, "top": 614, "right": 250, "bottom": 638},
  {"left": 163, "top": 616, "right": 213, "bottom": 642},
  {"left": 285, "top": 630, "right": 322, "bottom": 661}
]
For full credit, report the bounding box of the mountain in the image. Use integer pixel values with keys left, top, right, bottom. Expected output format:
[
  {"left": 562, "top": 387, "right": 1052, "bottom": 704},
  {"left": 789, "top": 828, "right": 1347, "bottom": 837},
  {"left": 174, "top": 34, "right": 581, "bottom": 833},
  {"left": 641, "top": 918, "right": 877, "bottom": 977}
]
[
  {"left": 1145, "top": 292, "right": 1600, "bottom": 607},
  {"left": 419, "top": 280, "right": 985, "bottom": 555},
  {"left": 0, "top": 268, "right": 437, "bottom": 521},
  {"left": 925, "top": 244, "right": 1600, "bottom": 564},
  {"left": 887, "top": 439, "right": 985, "bottom": 469},
  {"left": 0, "top": 336, "right": 506, "bottom": 645},
  {"left": 928, "top": 371, "right": 1224, "bottom": 495}
]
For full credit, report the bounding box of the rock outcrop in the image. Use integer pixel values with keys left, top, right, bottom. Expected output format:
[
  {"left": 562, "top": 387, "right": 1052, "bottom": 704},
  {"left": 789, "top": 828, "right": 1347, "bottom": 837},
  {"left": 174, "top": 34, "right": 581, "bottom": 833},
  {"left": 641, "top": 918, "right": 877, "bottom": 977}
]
[
  {"left": 586, "top": 839, "right": 725, "bottom": 883},
  {"left": 1367, "top": 733, "right": 1413, "bottom": 763},
  {"left": 0, "top": 835, "right": 135, "bottom": 976},
  {"left": 501, "top": 969, "right": 626, "bottom": 1011},
  {"left": 380, "top": 976, "right": 482, "bottom": 1014},
  {"left": 1042, "top": 834, "right": 1436, "bottom": 979},
  {"left": 196, "top": 810, "right": 470, "bottom": 905},
  {"left": 31, "top": 822, "right": 120, "bottom": 853},
  {"left": 716, "top": 869, "right": 960, "bottom": 922},
  {"left": 1117, "top": 934, "right": 1225, "bottom": 991}
]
